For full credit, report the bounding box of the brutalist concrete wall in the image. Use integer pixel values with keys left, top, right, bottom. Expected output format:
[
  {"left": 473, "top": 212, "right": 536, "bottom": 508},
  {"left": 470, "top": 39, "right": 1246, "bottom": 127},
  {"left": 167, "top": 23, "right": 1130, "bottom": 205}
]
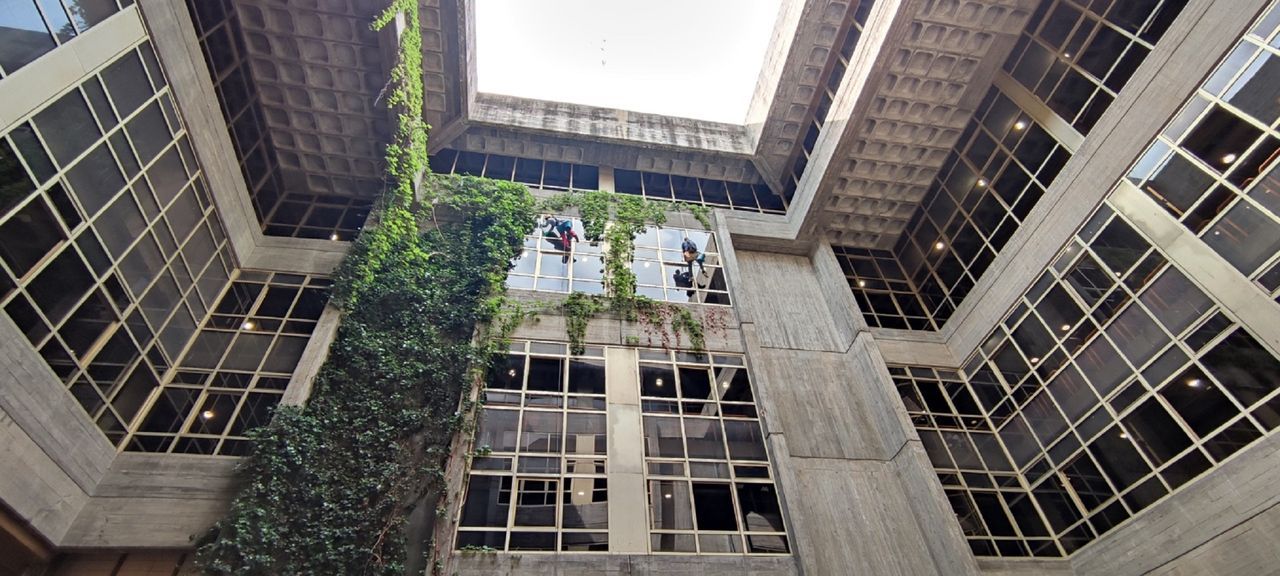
[{"left": 724, "top": 238, "right": 980, "bottom": 575}]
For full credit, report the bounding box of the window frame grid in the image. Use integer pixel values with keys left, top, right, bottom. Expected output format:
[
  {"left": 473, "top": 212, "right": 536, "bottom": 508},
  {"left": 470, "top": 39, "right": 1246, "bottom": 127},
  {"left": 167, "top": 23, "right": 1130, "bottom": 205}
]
[
  {"left": 456, "top": 342, "right": 610, "bottom": 552},
  {"left": 1128, "top": 28, "right": 1280, "bottom": 282},
  {"left": 898, "top": 198, "right": 1280, "bottom": 557},
  {"left": 0, "top": 39, "right": 235, "bottom": 447},
  {"left": 637, "top": 350, "right": 789, "bottom": 555},
  {"left": 631, "top": 226, "right": 731, "bottom": 306},
  {"left": 123, "top": 271, "right": 329, "bottom": 456}
]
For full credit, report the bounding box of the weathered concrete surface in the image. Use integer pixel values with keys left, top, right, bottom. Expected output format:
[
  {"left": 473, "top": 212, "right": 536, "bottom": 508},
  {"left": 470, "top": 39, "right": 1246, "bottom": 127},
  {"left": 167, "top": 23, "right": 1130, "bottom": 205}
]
[
  {"left": 0, "top": 315, "right": 111, "bottom": 543},
  {"left": 1070, "top": 432, "right": 1280, "bottom": 576},
  {"left": 60, "top": 454, "right": 238, "bottom": 548},
  {"left": 450, "top": 553, "right": 798, "bottom": 576},
  {"left": 730, "top": 247, "right": 978, "bottom": 575}
]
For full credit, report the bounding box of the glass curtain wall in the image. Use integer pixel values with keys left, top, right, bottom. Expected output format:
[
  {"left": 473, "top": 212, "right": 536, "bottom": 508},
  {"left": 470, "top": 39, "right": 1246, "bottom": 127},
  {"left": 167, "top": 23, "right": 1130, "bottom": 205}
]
[
  {"left": 456, "top": 343, "right": 788, "bottom": 555},
  {"left": 1, "top": 40, "right": 236, "bottom": 446},
  {"left": 838, "top": 0, "right": 1189, "bottom": 331},
  {"left": 901, "top": 4, "right": 1280, "bottom": 556},
  {"left": 126, "top": 271, "right": 330, "bottom": 456}
]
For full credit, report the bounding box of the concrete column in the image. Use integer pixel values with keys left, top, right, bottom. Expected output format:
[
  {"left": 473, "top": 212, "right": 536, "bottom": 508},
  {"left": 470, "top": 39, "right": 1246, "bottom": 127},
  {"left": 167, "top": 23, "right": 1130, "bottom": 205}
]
[
  {"left": 0, "top": 314, "right": 111, "bottom": 543},
  {"left": 604, "top": 346, "right": 646, "bottom": 553},
  {"left": 728, "top": 244, "right": 979, "bottom": 575},
  {"left": 135, "top": 0, "right": 259, "bottom": 267},
  {"left": 281, "top": 304, "right": 343, "bottom": 407},
  {"left": 992, "top": 73, "right": 1084, "bottom": 153}
]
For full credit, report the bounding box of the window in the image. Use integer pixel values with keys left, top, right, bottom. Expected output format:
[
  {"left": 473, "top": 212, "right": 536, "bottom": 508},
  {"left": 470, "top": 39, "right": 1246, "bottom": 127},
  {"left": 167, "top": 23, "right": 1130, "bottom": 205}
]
[
  {"left": 632, "top": 226, "right": 730, "bottom": 305},
  {"left": 1129, "top": 19, "right": 1280, "bottom": 280},
  {"left": 507, "top": 218, "right": 732, "bottom": 306},
  {"left": 126, "top": 272, "right": 330, "bottom": 455},
  {"left": 639, "top": 350, "right": 787, "bottom": 554},
  {"left": 0, "top": 42, "right": 236, "bottom": 447},
  {"left": 1003, "top": 0, "right": 1186, "bottom": 134},
  {"left": 457, "top": 344, "right": 787, "bottom": 555},
  {"left": 458, "top": 342, "right": 608, "bottom": 551},
  {"left": 506, "top": 216, "right": 604, "bottom": 294},
  {"left": 896, "top": 203, "right": 1280, "bottom": 557}
]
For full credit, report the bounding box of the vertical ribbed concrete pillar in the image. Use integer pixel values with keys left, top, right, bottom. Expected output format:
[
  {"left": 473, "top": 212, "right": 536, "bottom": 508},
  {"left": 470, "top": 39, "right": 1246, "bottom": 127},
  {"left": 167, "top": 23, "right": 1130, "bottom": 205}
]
[
  {"left": 723, "top": 239, "right": 979, "bottom": 575},
  {"left": 605, "top": 346, "right": 647, "bottom": 553}
]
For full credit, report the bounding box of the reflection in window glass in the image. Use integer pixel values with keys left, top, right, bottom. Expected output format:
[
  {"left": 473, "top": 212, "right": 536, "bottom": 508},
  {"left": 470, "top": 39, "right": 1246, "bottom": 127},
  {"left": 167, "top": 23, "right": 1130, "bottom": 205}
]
[
  {"left": 125, "top": 272, "right": 329, "bottom": 455},
  {"left": 632, "top": 226, "right": 731, "bottom": 305},
  {"left": 506, "top": 216, "right": 603, "bottom": 295},
  {"left": 895, "top": 197, "right": 1280, "bottom": 557},
  {"left": 458, "top": 342, "right": 608, "bottom": 551},
  {"left": 640, "top": 349, "right": 787, "bottom": 554}
]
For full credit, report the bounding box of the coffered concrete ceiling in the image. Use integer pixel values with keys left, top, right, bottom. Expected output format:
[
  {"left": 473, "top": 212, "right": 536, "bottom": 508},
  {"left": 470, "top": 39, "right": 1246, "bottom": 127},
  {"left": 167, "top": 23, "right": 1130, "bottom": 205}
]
[
  {"left": 221, "top": 0, "right": 1036, "bottom": 250},
  {"left": 805, "top": 0, "right": 1037, "bottom": 249},
  {"left": 232, "top": 0, "right": 392, "bottom": 196}
]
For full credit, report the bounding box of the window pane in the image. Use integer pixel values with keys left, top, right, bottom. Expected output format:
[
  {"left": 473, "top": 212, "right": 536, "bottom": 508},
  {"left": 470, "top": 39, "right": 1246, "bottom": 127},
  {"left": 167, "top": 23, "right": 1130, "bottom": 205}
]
[
  {"left": 1, "top": 138, "right": 37, "bottom": 215},
  {"left": 692, "top": 482, "right": 737, "bottom": 530},
  {"left": 460, "top": 476, "right": 510, "bottom": 527},
  {"left": 1122, "top": 398, "right": 1192, "bottom": 466},
  {"left": 1203, "top": 201, "right": 1280, "bottom": 275},
  {"left": 65, "top": 142, "right": 124, "bottom": 216},
  {"left": 35, "top": 89, "right": 101, "bottom": 167},
  {"left": 649, "top": 480, "right": 693, "bottom": 530},
  {"left": 0, "top": 197, "right": 64, "bottom": 276},
  {"left": 643, "top": 416, "right": 685, "bottom": 458},
  {"left": 28, "top": 248, "right": 93, "bottom": 323},
  {"left": 476, "top": 408, "right": 518, "bottom": 453}
]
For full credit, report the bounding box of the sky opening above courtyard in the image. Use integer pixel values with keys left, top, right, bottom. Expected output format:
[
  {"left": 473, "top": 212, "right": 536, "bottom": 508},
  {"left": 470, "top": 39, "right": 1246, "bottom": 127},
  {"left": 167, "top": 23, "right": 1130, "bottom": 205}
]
[{"left": 475, "top": 0, "right": 782, "bottom": 124}]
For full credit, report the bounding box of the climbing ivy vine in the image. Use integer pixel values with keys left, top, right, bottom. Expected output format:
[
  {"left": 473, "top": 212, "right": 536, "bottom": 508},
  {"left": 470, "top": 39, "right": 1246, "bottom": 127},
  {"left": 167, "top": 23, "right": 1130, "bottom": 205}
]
[
  {"left": 195, "top": 2, "right": 721, "bottom": 573},
  {"left": 194, "top": 2, "right": 536, "bottom": 573},
  {"left": 540, "top": 192, "right": 713, "bottom": 355}
]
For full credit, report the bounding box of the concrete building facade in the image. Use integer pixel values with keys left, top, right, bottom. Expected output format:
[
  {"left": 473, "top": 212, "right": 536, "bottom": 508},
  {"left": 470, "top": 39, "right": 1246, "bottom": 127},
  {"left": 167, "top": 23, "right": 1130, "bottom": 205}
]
[{"left": 2, "top": 0, "right": 1280, "bottom": 574}]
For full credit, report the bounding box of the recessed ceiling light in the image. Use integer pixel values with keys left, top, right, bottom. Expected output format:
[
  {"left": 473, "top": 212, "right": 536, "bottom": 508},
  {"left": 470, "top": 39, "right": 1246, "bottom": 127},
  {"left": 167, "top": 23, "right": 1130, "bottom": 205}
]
[
  {"left": 242, "top": 320, "right": 256, "bottom": 331},
  {"left": 508, "top": 369, "right": 517, "bottom": 378},
  {"left": 201, "top": 410, "right": 216, "bottom": 420},
  {"left": 577, "top": 491, "right": 585, "bottom": 496},
  {"left": 1119, "top": 431, "right": 1129, "bottom": 439},
  {"left": 1060, "top": 324, "right": 1071, "bottom": 332},
  {"left": 1013, "top": 120, "right": 1027, "bottom": 131},
  {"left": 330, "top": 233, "right": 340, "bottom": 241},
  {"left": 1221, "top": 153, "right": 1238, "bottom": 164},
  {"left": 857, "top": 280, "right": 867, "bottom": 287},
  {"left": 664, "top": 493, "right": 672, "bottom": 499},
  {"left": 1029, "top": 356, "right": 1040, "bottom": 364},
  {"left": 655, "top": 378, "right": 664, "bottom": 387},
  {"left": 976, "top": 178, "right": 988, "bottom": 188},
  {"left": 1186, "top": 378, "right": 1203, "bottom": 388},
  {"left": 934, "top": 241, "right": 946, "bottom": 251},
  {"left": 721, "top": 381, "right": 730, "bottom": 388}
]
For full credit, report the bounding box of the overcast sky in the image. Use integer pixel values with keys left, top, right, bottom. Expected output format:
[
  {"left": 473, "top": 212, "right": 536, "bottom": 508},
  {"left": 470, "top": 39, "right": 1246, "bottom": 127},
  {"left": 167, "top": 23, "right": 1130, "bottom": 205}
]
[{"left": 475, "top": 0, "right": 782, "bottom": 124}]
